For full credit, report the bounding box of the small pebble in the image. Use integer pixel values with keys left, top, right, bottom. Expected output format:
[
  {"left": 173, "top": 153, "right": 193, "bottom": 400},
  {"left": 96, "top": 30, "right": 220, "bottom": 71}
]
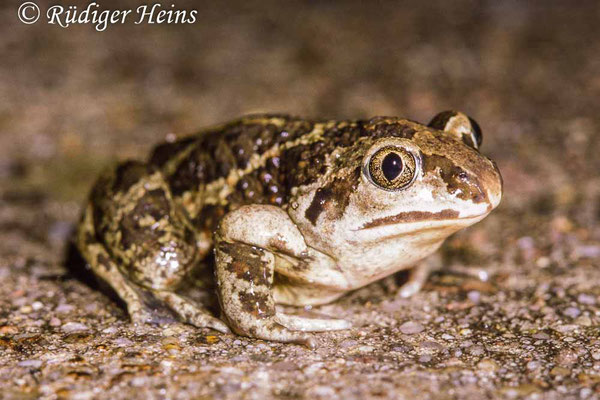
[
  {"left": 580, "top": 387, "right": 593, "bottom": 399},
  {"left": 399, "top": 321, "right": 424, "bottom": 334},
  {"left": 532, "top": 332, "right": 550, "bottom": 340},
  {"left": 563, "top": 307, "right": 581, "bottom": 319},
  {"left": 418, "top": 354, "right": 432, "bottom": 363},
  {"left": 550, "top": 366, "right": 570, "bottom": 377},
  {"left": 555, "top": 348, "right": 578, "bottom": 366},
  {"left": 310, "top": 386, "right": 335, "bottom": 397},
  {"left": 55, "top": 304, "right": 75, "bottom": 313},
  {"left": 358, "top": 345, "right": 375, "bottom": 353},
  {"left": 31, "top": 301, "right": 44, "bottom": 311},
  {"left": 526, "top": 361, "right": 540, "bottom": 370},
  {"left": 575, "top": 316, "right": 592, "bottom": 326},
  {"left": 160, "top": 360, "right": 173, "bottom": 370},
  {"left": 517, "top": 236, "right": 535, "bottom": 249},
  {"left": 272, "top": 361, "right": 297, "bottom": 371},
  {"left": 421, "top": 341, "right": 444, "bottom": 351},
  {"left": 19, "top": 306, "right": 32, "bottom": 314},
  {"left": 536, "top": 257, "right": 550, "bottom": 268},
  {"left": 574, "top": 245, "right": 600, "bottom": 259},
  {"left": 61, "top": 322, "right": 89, "bottom": 333},
  {"left": 554, "top": 324, "right": 578, "bottom": 333},
  {"left": 114, "top": 337, "right": 133, "bottom": 347},
  {"left": 467, "top": 290, "right": 481, "bottom": 304},
  {"left": 577, "top": 294, "right": 596, "bottom": 305},
  {"left": 131, "top": 377, "right": 148, "bottom": 387},
  {"left": 477, "top": 359, "right": 499, "bottom": 372},
  {"left": 84, "top": 303, "right": 98, "bottom": 313},
  {"left": 49, "top": 318, "right": 61, "bottom": 327},
  {"left": 392, "top": 345, "right": 412, "bottom": 353},
  {"left": 18, "top": 359, "right": 42, "bottom": 368},
  {"left": 468, "top": 345, "right": 485, "bottom": 356},
  {"left": 339, "top": 339, "right": 358, "bottom": 348},
  {"left": 71, "top": 391, "right": 95, "bottom": 400}
]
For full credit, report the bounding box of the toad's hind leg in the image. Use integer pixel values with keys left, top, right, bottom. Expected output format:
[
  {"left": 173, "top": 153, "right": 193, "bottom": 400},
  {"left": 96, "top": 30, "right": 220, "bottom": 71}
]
[
  {"left": 77, "top": 162, "right": 228, "bottom": 333},
  {"left": 77, "top": 204, "right": 162, "bottom": 325}
]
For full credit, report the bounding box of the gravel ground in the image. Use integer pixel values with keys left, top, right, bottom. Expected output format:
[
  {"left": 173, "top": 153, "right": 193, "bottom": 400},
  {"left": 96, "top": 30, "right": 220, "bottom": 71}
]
[{"left": 1, "top": 1, "right": 600, "bottom": 399}]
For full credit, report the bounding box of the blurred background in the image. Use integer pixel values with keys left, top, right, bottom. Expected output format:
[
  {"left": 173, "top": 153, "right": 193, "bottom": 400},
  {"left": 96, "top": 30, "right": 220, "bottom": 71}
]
[{"left": 1, "top": 1, "right": 600, "bottom": 398}]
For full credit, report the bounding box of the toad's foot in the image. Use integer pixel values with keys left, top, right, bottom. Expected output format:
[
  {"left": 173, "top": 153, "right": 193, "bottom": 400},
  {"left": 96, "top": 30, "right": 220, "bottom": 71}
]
[
  {"left": 397, "top": 255, "right": 441, "bottom": 298},
  {"left": 443, "top": 264, "right": 490, "bottom": 282},
  {"left": 153, "top": 291, "right": 230, "bottom": 333},
  {"left": 275, "top": 313, "right": 352, "bottom": 332}
]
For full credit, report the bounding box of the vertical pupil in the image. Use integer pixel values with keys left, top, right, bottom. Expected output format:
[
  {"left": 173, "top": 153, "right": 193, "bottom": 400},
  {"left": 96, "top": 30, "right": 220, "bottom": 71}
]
[{"left": 381, "top": 152, "right": 403, "bottom": 181}]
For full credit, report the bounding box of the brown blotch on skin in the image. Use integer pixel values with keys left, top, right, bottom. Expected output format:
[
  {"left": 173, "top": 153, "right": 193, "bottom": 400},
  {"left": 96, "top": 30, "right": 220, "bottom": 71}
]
[
  {"left": 138, "top": 189, "right": 170, "bottom": 221},
  {"left": 149, "top": 137, "right": 196, "bottom": 168},
  {"left": 292, "top": 260, "right": 311, "bottom": 272},
  {"left": 96, "top": 253, "right": 112, "bottom": 272},
  {"left": 362, "top": 117, "right": 417, "bottom": 140},
  {"left": 238, "top": 291, "right": 274, "bottom": 318},
  {"left": 220, "top": 242, "right": 271, "bottom": 286},
  {"left": 423, "top": 154, "right": 487, "bottom": 203},
  {"left": 168, "top": 143, "right": 218, "bottom": 196},
  {"left": 194, "top": 205, "right": 226, "bottom": 234},
  {"left": 305, "top": 166, "right": 361, "bottom": 225},
  {"left": 320, "top": 123, "right": 364, "bottom": 147},
  {"left": 282, "top": 140, "right": 331, "bottom": 190},
  {"left": 112, "top": 161, "right": 149, "bottom": 193},
  {"left": 84, "top": 232, "right": 97, "bottom": 246},
  {"left": 361, "top": 209, "right": 460, "bottom": 229},
  {"left": 119, "top": 189, "right": 170, "bottom": 249},
  {"left": 305, "top": 187, "right": 331, "bottom": 226}
]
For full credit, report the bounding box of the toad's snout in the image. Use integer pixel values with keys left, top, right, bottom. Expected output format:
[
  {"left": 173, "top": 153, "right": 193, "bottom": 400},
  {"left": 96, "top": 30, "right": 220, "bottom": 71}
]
[{"left": 480, "top": 158, "right": 503, "bottom": 211}]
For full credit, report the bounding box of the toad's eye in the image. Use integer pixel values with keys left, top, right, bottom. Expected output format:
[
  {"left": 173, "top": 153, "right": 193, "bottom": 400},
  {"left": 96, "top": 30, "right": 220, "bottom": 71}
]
[{"left": 367, "top": 146, "right": 417, "bottom": 191}]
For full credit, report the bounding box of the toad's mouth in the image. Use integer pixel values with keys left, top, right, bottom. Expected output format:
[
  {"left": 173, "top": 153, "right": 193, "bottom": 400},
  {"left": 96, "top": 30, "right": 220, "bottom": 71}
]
[{"left": 357, "top": 208, "right": 490, "bottom": 231}]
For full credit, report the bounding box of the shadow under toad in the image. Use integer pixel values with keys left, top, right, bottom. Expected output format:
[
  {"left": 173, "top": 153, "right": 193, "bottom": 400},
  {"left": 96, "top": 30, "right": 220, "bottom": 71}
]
[{"left": 63, "top": 238, "right": 222, "bottom": 326}]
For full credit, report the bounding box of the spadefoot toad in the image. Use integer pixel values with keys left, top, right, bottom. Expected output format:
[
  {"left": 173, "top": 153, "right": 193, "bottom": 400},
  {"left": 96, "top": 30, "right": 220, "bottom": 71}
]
[{"left": 77, "top": 111, "right": 502, "bottom": 346}]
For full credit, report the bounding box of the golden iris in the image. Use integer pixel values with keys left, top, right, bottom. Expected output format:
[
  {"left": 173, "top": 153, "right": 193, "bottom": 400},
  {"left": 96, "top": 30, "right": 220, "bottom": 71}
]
[{"left": 367, "top": 146, "right": 417, "bottom": 191}]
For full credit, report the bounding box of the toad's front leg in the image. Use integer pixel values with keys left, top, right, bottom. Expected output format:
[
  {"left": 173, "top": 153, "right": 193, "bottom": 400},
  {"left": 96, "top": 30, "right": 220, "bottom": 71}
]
[{"left": 214, "top": 205, "right": 348, "bottom": 346}]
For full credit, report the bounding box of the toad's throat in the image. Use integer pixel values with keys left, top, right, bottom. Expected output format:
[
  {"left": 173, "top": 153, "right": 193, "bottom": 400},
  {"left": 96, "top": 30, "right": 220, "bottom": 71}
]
[{"left": 360, "top": 209, "right": 460, "bottom": 229}]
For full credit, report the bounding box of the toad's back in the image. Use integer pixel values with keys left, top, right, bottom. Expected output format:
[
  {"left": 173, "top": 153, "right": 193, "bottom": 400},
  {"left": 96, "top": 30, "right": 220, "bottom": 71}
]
[
  {"left": 146, "top": 114, "right": 418, "bottom": 233},
  {"left": 148, "top": 115, "right": 324, "bottom": 233}
]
